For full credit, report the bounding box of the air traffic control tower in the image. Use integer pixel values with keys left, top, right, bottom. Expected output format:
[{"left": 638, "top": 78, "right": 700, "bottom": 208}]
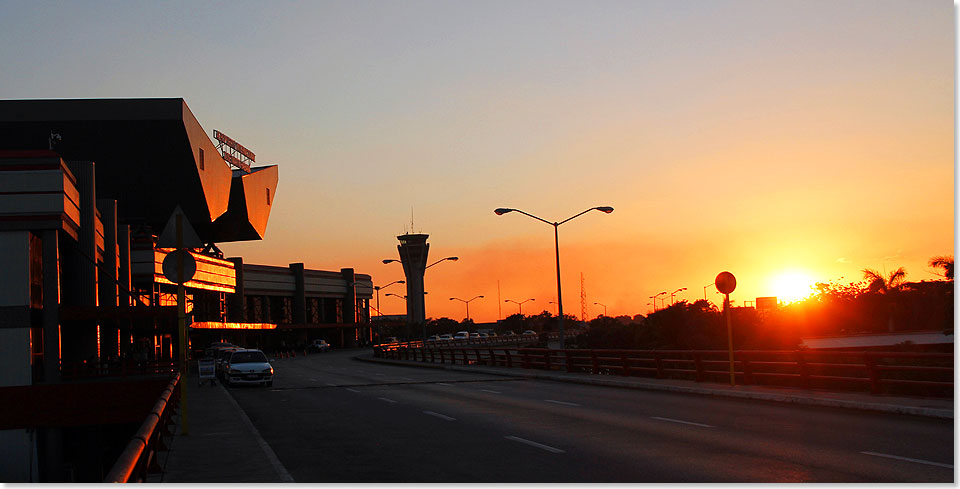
[{"left": 396, "top": 233, "right": 429, "bottom": 324}]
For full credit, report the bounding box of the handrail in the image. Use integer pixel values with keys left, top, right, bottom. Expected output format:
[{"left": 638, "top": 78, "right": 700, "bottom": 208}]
[
  {"left": 104, "top": 372, "right": 181, "bottom": 483},
  {"left": 373, "top": 346, "right": 953, "bottom": 398}
]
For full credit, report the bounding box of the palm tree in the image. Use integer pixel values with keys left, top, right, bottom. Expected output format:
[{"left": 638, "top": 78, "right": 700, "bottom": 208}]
[
  {"left": 928, "top": 255, "right": 954, "bottom": 281},
  {"left": 862, "top": 267, "right": 907, "bottom": 332},
  {"left": 862, "top": 267, "right": 907, "bottom": 294}
]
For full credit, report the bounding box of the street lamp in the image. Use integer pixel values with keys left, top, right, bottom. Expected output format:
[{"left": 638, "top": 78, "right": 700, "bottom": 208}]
[
  {"left": 449, "top": 295, "right": 484, "bottom": 321},
  {"left": 373, "top": 280, "right": 404, "bottom": 342},
  {"left": 548, "top": 301, "right": 558, "bottom": 315},
  {"left": 703, "top": 282, "right": 717, "bottom": 301},
  {"left": 670, "top": 287, "right": 687, "bottom": 306},
  {"left": 593, "top": 302, "right": 607, "bottom": 317},
  {"left": 384, "top": 255, "right": 457, "bottom": 342},
  {"left": 494, "top": 206, "right": 613, "bottom": 348},
  {"left": 654, "top": 291, "right": 667, "bottom": 310},
  {"left": 504, "top": 298, "right": 535, "bottom": 316}
]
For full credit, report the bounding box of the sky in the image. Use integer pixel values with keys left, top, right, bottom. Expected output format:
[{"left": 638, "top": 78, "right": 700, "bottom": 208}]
[{"left": 0, "top": 0, "right": 953, "bottom": 321}]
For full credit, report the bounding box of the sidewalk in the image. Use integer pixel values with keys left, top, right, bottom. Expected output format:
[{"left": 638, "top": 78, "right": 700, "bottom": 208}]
[
  {"left": 357, "top": 354, "right": 953, "bottom": 419},
  {"left": 148, "top": 378, "right": 294, "bottom": 483}
]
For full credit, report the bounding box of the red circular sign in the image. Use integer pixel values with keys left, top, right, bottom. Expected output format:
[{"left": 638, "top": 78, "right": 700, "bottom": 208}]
[{"left": 715, "top": 271, "right": 736, "bottom": 294}]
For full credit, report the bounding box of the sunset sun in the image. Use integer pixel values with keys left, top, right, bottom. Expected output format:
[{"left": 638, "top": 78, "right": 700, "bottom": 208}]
[{"left": 770, "top": 271, "right": 816, "bottom": 304}]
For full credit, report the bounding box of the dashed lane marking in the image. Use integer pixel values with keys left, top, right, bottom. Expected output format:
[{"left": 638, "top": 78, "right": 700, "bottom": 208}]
[
  {"left": 345, "top": 388, "right": 360, "bottom": 393},
  {"left": 378, "top": 397, "right": 398, "bottom": 404},
  {"left": 436, "top": 383, "right": 453, "bottom": 386},
  {"left": 505, "top": 436, "right": 565, "bottom": 454},
  {"left": 650, "top": 416, "right": 714, "bottom": 428},
  {"left": 544, "top": 399, "right": 580, "bottom": 407},
  {"left": 423, "top": 411, "right": 456, "bottom": 421},
  {"left": 480, "top": 389, "right": 501, "bottom": 394},
  {"left": 860, "top": 451, "right": 953, "bottom": 469}
]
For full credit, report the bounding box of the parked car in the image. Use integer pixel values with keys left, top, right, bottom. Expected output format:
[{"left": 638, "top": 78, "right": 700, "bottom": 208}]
[
  {"left": 522, "top": 330, "right": 537, "bottom": 336},
  {"left": 502, "top": 331, "right": 516, "bottom": 336},
  {"left": 224, "top": 349, "right": 274, "bottom": 387},
  {"left": 478, "top": 333, "right": 489, "bottom": 338},
  {"left": 453, "top": 331, "right": 469, "bottom": 340},
  {"left": 307, "top": 339, "right": 331, "bottom": 352},
  {"left": 214, "top": 347, "right": 239, "bottom": 379},
  {"left": 427, "top": 335, "right": 440, "bottom": 342},
  {"left": 469, "top": 332, "right": 481, "bottom": 339},
  {"left": 438, "top": 334, "right": 454, "bottom": 341}
]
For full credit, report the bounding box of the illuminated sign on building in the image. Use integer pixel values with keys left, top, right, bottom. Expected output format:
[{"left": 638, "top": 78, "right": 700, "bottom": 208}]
[{"left": 213, "top": 129, "right": 254, "bottom": 173}]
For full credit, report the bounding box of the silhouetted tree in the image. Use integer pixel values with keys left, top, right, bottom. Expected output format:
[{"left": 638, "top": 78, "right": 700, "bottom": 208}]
[
  {"left": 862, "top": 267, "right": 906, "bottom": 332},
  {"left": 929, "top": 255, "right": 954, "bottom": 280}
]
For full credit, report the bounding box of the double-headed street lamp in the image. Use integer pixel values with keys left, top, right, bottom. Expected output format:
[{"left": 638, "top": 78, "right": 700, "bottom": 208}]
[
  {"left": 449, "top": 295, "right": 484, "bottom": 321},
  {"left": 374, "top": 280, "right": 405, "bottom": 319},
  {"left": 494, "top": 206, "right": 614, "bottom": 349},
  {"left": 703, "top": 282, "right": 717, "bottom": 301},
  {"left": 504, "top": 298, "right": 535, "bottom": 316},
  {"left": 651, "top": 291, "right": 667, "bottom": 311},
  {"left": 384, "top": 256, "right": 459, "bottom": 269},
  {"left": 594, "top": 302, "right": 607, "bottom": 317}
]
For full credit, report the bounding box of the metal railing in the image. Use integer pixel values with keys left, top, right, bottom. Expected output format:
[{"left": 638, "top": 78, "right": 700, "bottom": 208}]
[
  {"left": 375, "top": 331, "right": 582, "bottom": 352},
  {"left": 62, "top": 360, "right": 178, "bottom": 380},
  {"left": 104, "top": 373, "right": 181, "bottom": 483},
  {"left": 374, "top": 346, "right": 953, "bottom": 397}
]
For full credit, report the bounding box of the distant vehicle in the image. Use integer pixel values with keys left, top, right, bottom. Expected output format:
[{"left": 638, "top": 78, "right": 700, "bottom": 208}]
[
  {"left": 502, "top": 331, "right": 516, "bottom": 336},
  {"left": 427, "top": 335, "right": 440, "bottom": 342},
  {"left": 469, "top": 332, "right": 481, "bottom": 339},
  {"left": 224, "top": 349, "right": 274, "bottom": 387},
  {"left": 382, "top": 337, "right": 399, "bottom": 344},
  {"left": 307, "top": 339, "right": 331, "bottom": 353},
  {"left": 522, "top": 330, "right": 537, "bottom": 336},
  {"left": 214, "top": 347, "right": 240, "bottom": 379},
  {"left": 478, "top": 333, "right": 489, "bottom": 338},
  {"left": 438, "top": 334, "right": 454, "bottom": 341},
  {"left": 453, "top": 331, "right": 469, "bottom": 340}
]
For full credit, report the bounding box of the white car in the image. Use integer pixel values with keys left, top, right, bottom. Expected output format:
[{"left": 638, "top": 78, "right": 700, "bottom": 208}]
[
  {"left": 453, "top": 331, "right": 469, "bottom": 340},
  {"left": 438, "top": 334, "right": 454, "bottom": 341},
  {"left": 224, "top": 349, "right": 274, "bottom": 387}
]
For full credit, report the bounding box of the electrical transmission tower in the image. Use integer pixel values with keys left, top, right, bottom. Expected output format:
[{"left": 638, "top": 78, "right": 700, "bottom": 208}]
[{"left": 580, "top": 272, "right": 587, "bottom": 322}]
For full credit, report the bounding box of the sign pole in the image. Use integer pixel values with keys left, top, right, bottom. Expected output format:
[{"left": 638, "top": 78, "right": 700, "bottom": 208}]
[
  {"left": 725, "top": 293, "right": 735, "bottom": 386},
  {"left": 177, "top": 214, "right": 190, "bottom": 435}
]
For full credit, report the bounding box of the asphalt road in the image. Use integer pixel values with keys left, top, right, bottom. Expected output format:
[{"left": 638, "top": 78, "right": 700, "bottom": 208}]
[{"left": 224, "top": 349, "right": 954, "bottom": 483}]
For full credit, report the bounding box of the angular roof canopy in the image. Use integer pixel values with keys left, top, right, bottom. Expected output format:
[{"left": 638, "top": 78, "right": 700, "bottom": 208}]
[{"left": 0, "top": 98, "right": 277, "bottom": 243}]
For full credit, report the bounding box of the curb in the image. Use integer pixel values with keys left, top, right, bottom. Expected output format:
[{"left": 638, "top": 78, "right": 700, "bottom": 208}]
[{"left": 355, "top": 355, "right": 953, "bottom": 420}]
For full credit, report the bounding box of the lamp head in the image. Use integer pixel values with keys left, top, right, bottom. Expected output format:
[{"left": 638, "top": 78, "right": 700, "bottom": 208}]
[
  {"left": 494, "top": 208, "right": 514, "bottom": 215},
  {"left": 447, "top": 256, "right": 459, "bottom": 261},
  {"left": 398, "top": 280, "right": 405, "bottom": 284},
  {"left": 382, "top": 259, "right": 397, "bottom": 264},
  {"left": 596, "top": 206, "right": 614, "bottom": 214}
]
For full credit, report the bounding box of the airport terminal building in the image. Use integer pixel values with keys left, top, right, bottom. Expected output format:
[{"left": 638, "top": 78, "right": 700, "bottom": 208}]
[{"left": 0, "top": 98, "right": 372, "bottom": 481}]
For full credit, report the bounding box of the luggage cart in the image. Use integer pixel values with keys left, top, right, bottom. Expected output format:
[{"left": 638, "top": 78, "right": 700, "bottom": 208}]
[{"left": 198, "top": 358, "right": 216, "bottom": 386}]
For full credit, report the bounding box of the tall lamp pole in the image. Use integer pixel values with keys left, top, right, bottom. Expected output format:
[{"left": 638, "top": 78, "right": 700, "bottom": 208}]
[
  {"left": 383, "top": 256, "right": 458, "bottom": 342},
  {"left": 504, "top": 298, "right": 535, "bottom": 316},
  {"left": 703, "top": 282, "right": 716, "bottom": 301},
  {"left": 670, "top": 287, "right": 687, "bottom": 306},
  {"left": 494, "top": 206, "right": 614, "bottom": 349},
  {"left": 593, "top": 302, "right": 607, "bottom": 317},
  {"left": 449, "top": 295, "right": 484, "bottom": 321},
  {"left": 373, "top": 280, "right": 404, "bottom": 341},
  {"left": 654, "top": 291, "right": 667, "bottom": 311}
]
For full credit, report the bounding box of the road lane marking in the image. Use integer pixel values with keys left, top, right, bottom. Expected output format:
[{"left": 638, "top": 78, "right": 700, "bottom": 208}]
[
  {"left": 220, "top": 385, "right": 295, "bottom": 482},
  {"left": 544, "top": 399, "right": 580, "bottom": 407},
  {"left": 505, "top": 436, "right": 565, "bottom": 454},
  {"left": 345, "top": 388, "right": 360, "bottom": 393},
  {"left": 423, "top": 411, "right": 456, "bottom": 421},
  {"left": 378, "top": 397, "right": 398, "bottom": 404},
  {"left": 326, "top": 383, "right": 337, "bottom": 386},
  {"left": 436, "top": 383, "right": 452, "bottom": 386},
  {"left": 400, "top": 377, "right": 413, "bottom": 381},
  {"left": 860, "top": 451, "right": 953, "bottom": 469},
  {"left": 480, "top": 389, "right": 501, "bottom": 394},
  {"left": 651, "top": 417, "right": 714, "bottom": 428},
  {"left": 309, "top": 378, "right": 317, "bottom": 381}
]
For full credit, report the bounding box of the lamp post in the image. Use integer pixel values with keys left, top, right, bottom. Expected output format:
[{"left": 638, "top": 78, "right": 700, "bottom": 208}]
[
  {"left": 654, "top": 291, "right": 667, "bottom": 311},
  {"left": 494, "top": 206, "right": 614, "bottom": 349},
  {"left": 504, "top": 298, "right": 535, "bottom": 316},
  {"left": 703, "top": 282, "right": 716, "bottom": 301},
  {"left": 670, "top": 287, "right": 687, "bottom": 306},
  {"left": 449, "top": 295, "right": 484, "bottom": 321},
  {"left": 593, "top": 302, "right": 607, "bottom": 317},
  {"left": 373, "top": 280, "right": 404, "bottom": 342},
  {"left": 384, "top": 256, "right": 457, "bottom": 342},
  {"left": 548, "top": 301, "right": 558, "bottom": 315},
  {"left": 385, "top": 256, "right": 459, "bottom": 269}
]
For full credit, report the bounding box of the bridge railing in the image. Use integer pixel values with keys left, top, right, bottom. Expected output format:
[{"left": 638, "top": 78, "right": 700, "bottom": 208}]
[
  {"left": 104, "top": 372, "right": 181, "bottom": 483},
  {"left": 373, "top": 346, "right": 953, "bottom": 397}
]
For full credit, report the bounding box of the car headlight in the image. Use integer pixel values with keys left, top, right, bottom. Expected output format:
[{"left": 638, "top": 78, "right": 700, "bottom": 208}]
[{"left": 262, "top": 368, "right": 273, "bottom": 374}]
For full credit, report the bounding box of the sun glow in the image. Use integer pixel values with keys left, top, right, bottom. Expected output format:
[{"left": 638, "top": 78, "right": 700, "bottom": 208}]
[{"left": 770, "top": 271, "right": 816, "bottom": 304}]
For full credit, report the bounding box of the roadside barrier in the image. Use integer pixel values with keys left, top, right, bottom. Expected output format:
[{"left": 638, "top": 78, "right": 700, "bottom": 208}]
[
  {"left": 61, "top": 360, "right": 177, "bottom": 380},
  {"left": 373, "top": 346, "right": 953, "bottom": 398},
  {"left": 104, "top": 373, "right": 181, "bottom": 483}
]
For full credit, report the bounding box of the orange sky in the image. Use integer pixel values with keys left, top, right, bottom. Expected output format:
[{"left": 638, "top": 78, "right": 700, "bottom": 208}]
[{"left": 4, "top": 2, "right": 947, "bottom": 322}]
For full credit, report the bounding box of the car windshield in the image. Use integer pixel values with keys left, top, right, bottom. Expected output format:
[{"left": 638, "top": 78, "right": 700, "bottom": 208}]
[{"left": 231, "top": 351, "right": 268, "bottom": 364}]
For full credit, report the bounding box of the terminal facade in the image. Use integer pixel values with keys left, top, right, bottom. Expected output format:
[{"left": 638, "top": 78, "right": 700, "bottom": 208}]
[{"left": 0, "top": 98, "right": 372, "bottom": 481}]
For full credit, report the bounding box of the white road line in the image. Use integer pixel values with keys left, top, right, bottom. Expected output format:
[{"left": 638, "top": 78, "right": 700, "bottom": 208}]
[
  {"left": 505, "top": 436, "right": 565, "bottom": 454},
  {"left": 860, "top": 451, "right": 953, "bottom": 469},
  {"left": 436, "top": 382, "right": 453, "bottom": 386},
  {"left": 480, "top": 389, "right": 501, "bottom": 394},
  {"left": 423, "top": 411, "right": 457, "bottom": 421},
  {"left": 544, "top": 399, "right": 580, "bottom": 407},
  {"left": 650, "top": 416, "right": 714, "bottom": 428},
  {"left": 345, "top": 388, "right": 360, "bottom": 393},
  {"left": 220, "top": 385, "right": 295, "bottom": 482},
  {"left": 326, "top": 383, "right": 337, "bottom": 386},
  {"left": 378, "top": 397, "right": 398, "bottom": 404}
]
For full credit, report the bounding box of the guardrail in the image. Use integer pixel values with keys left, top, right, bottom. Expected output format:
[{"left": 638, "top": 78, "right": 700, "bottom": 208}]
[
  {"left": 374, "top": 346, "right": 953, "bottom": 397},
  {"left": 374, "top": 331, "right": 582, "bottom": 352},
  {"left": 104, "top": 373, "right": 181, "bottom": 483}
]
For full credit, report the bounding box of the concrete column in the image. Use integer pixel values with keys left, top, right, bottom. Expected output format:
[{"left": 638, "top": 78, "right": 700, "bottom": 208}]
[
  {"left": 340, "top": 268, "right": 357, "bottom": 324},
  {"left": 41, "top": 230, "right": 60, "bottom": 384},
  {"left": 290, "top": 263, "right": 306, "bottom": 324},
  {"left": 118, "top": 224, "right": 131, "bottom": 307},
  {"left": 227, "top": 258, "right": 245, "bottom": 322},
  {"left": 62, "top": 161, "right": 98, "bottom": 364},
  {"left": 96, "top": 199, "right": 118, "bottom": 308}
]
